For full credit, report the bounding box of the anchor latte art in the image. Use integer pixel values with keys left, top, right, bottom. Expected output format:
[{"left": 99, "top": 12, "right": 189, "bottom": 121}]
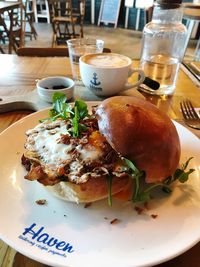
[{"left": 79, "top": 53, "right": 145, "bottom": 96}]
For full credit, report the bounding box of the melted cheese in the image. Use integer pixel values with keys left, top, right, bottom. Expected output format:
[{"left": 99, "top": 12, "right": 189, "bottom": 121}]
[
  {"left": 76, "top": 144, "right": 102, "bottom": 162},
  {"left": 26, "top": 121, "right": 73, "bottom": 170},
  {"left": 26, "top": 120, "right": 103, "bottom": 172}
]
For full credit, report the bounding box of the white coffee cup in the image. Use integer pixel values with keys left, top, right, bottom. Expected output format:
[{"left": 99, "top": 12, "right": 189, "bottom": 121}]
[{"left": 79, "top": 53, "right": 145, "bottom": 96}]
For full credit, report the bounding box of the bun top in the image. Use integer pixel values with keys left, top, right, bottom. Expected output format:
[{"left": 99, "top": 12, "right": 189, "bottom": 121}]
[{"left": 96, "top": 96, "right": 181, "bottom": 183}]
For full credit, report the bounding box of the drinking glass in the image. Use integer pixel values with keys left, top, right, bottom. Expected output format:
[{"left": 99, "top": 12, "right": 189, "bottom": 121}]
[{"left": 67, "top": 38, "right": 104, "bottom": 83}]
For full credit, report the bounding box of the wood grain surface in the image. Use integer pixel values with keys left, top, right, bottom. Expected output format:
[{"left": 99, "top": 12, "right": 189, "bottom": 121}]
[{"left": 0, "top": 54, "right": 200, "bottom": 267}]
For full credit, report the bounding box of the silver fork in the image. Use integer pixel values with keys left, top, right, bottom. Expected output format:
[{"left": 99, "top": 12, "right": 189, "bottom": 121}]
[{"left": 180, "top": 99, "right": 200, "bottom": 130}]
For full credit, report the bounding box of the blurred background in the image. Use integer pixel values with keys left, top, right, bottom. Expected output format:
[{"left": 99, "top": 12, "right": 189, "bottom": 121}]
[{"left": 0, "top": 0, "right": 199, "bottom": 60}]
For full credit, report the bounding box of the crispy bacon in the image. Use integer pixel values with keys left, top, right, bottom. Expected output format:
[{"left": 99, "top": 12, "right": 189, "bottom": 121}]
[
  {"left": 25, "top": 165, "right": 46, "bottom": 181},
  {"left": 24, "top": 163, "right": 63, "bottom": 186},
  {"left": 80, "top": 118, "right": 98, "bottom": 130},
  {"left": 21, "top": 154, "right": 31, "bottom": 171},
  {"left": 59, "top": 134, "right": 71, "bottom": 145}
]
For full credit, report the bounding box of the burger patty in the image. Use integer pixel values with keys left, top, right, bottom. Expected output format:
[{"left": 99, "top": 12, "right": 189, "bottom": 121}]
[{"left": 22, "top": 117, "right": 129, "bottom": 186}]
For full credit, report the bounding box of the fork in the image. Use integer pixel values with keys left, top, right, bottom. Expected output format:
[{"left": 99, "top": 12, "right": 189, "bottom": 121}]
[{"left": 180, "top": 99, "right": 200, "bottom": 130}]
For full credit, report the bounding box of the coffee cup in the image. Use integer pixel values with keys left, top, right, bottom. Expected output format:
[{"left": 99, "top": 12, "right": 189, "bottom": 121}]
[{"left": 79, "top": 53, "right": 145, "bottom": 96}]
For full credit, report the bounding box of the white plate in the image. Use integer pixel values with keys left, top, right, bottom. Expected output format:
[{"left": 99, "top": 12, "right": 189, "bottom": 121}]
[{"left": 0, "top": 102, "right": 200, "bottom": 267}]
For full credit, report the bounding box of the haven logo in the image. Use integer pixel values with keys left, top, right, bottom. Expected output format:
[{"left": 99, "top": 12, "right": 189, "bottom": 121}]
[
  {"left": 90, "top": 73, "right": 102, "bottom": 92},
  {"left": 18, "top": 223, "right": 75, "bottom": 258}
]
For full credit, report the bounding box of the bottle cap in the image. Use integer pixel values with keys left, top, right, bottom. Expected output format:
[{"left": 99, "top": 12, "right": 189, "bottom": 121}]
[{"left": 156, "top": 0, "right": 182, "bottom": 9}]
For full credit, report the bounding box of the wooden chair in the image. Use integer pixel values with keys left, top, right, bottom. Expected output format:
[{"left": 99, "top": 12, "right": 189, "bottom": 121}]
[
  {"left": 16, "top": 47, "right": 111, "bottom": 57},
  {"left": 70, "top": 0, "right": 85, "bottom": 38},
  {"left": 0, "top": 7, "right": 22, "bottom": 53},
  {"left": 48, "top": 0, "right": 86, "bottom": 47},
  {"left": 23, "top": 0, "right": 37, "bottom": 40}
]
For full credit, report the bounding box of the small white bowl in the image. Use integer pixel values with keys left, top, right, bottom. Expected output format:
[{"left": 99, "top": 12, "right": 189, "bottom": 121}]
[{"left": 36, "top": 76, "right": 74, "bottom": 103}]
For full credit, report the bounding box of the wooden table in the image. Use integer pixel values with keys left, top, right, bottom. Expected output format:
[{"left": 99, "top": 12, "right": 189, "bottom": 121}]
[
  {"left": 0, "top": 54, "right": 200, "bottom": 267},
  {"left": 0, "top": 1, "right": 23, "bottom": 54}
]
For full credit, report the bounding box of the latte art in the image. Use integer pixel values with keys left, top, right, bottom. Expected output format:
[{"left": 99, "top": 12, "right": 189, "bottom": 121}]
[{"left": 83, "top": 54, "right": 130, "bottom": 68}]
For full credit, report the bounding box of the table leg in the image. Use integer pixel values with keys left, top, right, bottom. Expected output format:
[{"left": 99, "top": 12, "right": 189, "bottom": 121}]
[
  {"left": 194, "top": 36, "right": 200, "bottom": 61},
  {"left": 91, "top": 0, "right": 95, "bottom": 24},
  {"left": 8, "top": 9, "right": 14, "bottom": 54},
  {"left": 125, "top": 7, "right": 129, "bottom": 29},
  {"left": 0, "top": 14, "right": 11, "bottom": 53},
  {"left": 20, "top": 2, "right": 25, "bottom": 47},
  {"left": 135, "top": 8, "right": 141, "bottom": 31},
  {"left": 32, "top": 0, "right": 38, "bottom": 23}
]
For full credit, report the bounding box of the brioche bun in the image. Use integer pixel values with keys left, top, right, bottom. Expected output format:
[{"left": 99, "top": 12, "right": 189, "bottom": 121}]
[
  {"left": 47, "top": 175, "right": 131, "bottom": 203},
  {"left": 96, "top": 96, "right": 181, "bottom": 183}
]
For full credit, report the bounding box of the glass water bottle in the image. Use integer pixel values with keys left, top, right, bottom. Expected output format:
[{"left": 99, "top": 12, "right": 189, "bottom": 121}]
[{"left": 139, "top": 0, "right": 187, "bottom": 95}]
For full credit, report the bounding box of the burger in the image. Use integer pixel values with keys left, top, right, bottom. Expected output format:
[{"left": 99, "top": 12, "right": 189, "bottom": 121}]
[{"left": 22, "top": 94, "right": 182, "bottom": 204}]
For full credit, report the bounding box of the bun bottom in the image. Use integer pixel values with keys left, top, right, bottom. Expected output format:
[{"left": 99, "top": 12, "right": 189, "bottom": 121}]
[{"left": 47, "top": 176, "right": 131, "bottom": 203}]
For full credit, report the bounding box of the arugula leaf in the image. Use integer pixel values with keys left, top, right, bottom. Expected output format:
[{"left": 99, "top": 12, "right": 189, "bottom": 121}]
[
  {"left": 134, "top": 191, "right": 151, "bottom": 203},
  {"left": 49, "top": 92, "right": 73, "bottom": 121},
  {"left": 44, "top": 93, "right": 89, "bottom": 137},
  {"left": 178, "top": 169, "right": 195, "bottom": 183},
  {"left": 122, "top": 157, "right": 195, "bottom": 203},
  {"left": 164, "top": 157, "right": 195, "bottom": 185},
  {"left": 79, "top": 123, "right": 88, "bottom": 132},
  {"left": 123, "top": 158, "right": 140, "bottom": 174},
  {"left": 122, "top": 158, "right": 145, "bottom": 202},
  {"left": 162, "top": 186, "right": 172, "bottom": 194},
  {"left": 52, "top": 92, "right": 66, "bottom": 113},
  {"left": 70, "top": 100, "right": 89, "bottom": 137},
  {"left": 107, "top": 174, "right": 113, "bottom": 206},
  {"left": 73, "top": 99, "right": 88, "bottom": 119},
  {"left": 181, "top": 157, "right": 193, "bottom": 171},
  {"left": 72, "top": 106, "right": 79, "bottom": 137}
]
